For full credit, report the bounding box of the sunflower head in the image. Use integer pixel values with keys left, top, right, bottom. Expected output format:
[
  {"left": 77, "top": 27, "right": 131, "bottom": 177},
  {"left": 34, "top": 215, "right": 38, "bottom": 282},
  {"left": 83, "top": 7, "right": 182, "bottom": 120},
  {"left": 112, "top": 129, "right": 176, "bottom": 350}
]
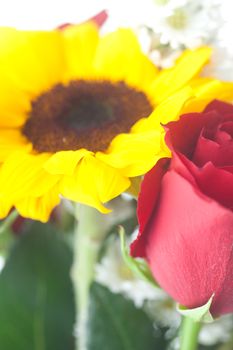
[
  {"left": 22, "top": 80, "right": 153, "bottom": 153},
  {"left": 0, "top": 22, "right": 232, "bottom": 221}
]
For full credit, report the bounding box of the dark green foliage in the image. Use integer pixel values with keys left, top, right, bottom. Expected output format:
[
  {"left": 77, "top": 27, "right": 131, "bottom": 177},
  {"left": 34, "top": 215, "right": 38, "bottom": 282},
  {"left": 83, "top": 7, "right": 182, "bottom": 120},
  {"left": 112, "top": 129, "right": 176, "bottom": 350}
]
[
  {"left": 0, "top": 222, "right": 75, "bottom": 350},
  {"left": 86, "top": 282, "right": 166, "bottom": 350}
]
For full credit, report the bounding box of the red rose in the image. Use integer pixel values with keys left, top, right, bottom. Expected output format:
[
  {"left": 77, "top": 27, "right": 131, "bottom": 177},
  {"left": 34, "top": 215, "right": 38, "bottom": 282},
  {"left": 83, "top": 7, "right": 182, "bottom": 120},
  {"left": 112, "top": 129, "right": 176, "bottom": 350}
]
[
  {"left": 131, "top": 100, "right": 233, "bottom": 317},
  {"left": 57, "top": 10, "right": 108, "bottom": 30}
]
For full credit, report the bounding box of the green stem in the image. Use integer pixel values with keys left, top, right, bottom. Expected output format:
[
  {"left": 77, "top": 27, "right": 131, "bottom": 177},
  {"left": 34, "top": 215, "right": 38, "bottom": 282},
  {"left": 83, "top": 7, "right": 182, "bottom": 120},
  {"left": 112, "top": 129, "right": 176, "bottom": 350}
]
[
  {"left": 180, "top": 316, "right": 201, "bottom": 350},
  {"left": 0, "top": 210, "right": 18, "bottom": 235},
  {"left": 72, "top": 204, "right": 108, "bottom": 350},
  {"left": 0, "top": 210, "right": 18, "bottom": 258}
]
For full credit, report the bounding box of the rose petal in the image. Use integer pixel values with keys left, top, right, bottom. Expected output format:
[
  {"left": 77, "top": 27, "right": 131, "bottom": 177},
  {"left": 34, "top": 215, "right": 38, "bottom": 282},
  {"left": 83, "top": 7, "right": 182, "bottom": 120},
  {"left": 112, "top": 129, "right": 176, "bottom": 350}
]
[
  {"left": 58, "top": 10, "right": 108, "bottom": 30},
  {"left": 181, "top": 156, "right": 233, "bottom": 210},
  {"left": 215, "top": 126, "right": 232, "bottom": 144},
  {"left": 143, "top": 169, "right": 233, "bottom": 316},
  {"left": 130, "top": 158, "right": 169, "bottom": 258},
  {"left": 193, "top": 135, "right": 233, "bottom": 168},
  {"left": 204, "top": 99, "right": 233, "bottom": 117},
  {"left": 222, "top": 165, "right": 233, "bottom": 174},
  {"left": 220, "top": 121, "right": 233, "bottom": 139},
  {"left": 165, "top": 111, "right": 220, "bottom": 158},
  {"left": 89, "top": 10, "right": 108, "bottom": 28}
]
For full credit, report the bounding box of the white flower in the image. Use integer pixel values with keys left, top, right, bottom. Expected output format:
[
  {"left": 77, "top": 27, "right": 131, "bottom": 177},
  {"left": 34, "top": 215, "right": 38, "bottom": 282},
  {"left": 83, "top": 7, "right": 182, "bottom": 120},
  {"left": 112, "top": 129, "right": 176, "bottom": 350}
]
[
  {"left": 145, "top": 299, "right": 181, "bottom": 329},
  {"left": 95, "top": 231, "right": 181, "bottom": 330},
  {"left": 199, "top": 315, "right": 233, "bottom": 346},
  {"left": 95, "top": 235, "right": 163, "bottom": 308},
  {"left": 203, "top": 46, "right": 233, "bottom": 82},
  {"left": 218, "top": 0, "right": 233, "bottom": 55},
  {"left": 106, "top": 0, "right": 221, "bottom": 49},
  {"left": 149, "top": 0, "right": 221, "bottom": 49},
  {"left": 202, "top": 1, "right": 233, "bottom": 82}
]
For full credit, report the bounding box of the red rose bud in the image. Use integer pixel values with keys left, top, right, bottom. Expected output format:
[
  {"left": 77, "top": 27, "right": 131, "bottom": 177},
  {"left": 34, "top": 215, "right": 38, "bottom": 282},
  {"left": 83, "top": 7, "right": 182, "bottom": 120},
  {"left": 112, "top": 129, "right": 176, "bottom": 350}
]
[
  {"left": 89, "top": 10, "right": 108, "bottom": 27},
  {"left": 131, "top": 100, "right": 233, "bottom": 317},
  {"left": 57, "top": 10, "right": 108, "bottom": 30}
]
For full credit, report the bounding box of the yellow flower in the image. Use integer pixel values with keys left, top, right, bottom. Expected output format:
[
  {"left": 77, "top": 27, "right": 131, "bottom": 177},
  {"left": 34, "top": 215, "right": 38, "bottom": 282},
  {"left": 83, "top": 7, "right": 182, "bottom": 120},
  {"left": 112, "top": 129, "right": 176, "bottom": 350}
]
[{"left": 0, "top": 23, "right": 232, "bottom": 222}]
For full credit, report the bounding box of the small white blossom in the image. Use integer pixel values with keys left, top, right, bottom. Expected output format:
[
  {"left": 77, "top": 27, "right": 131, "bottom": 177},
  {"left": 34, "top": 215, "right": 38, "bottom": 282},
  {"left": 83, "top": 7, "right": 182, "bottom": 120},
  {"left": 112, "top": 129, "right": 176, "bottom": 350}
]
[
  {"left": 145, "top": 299, "right": 181, "bottom": 329},
  {"left": 203, "top": 46, "right": 233, "bottom": 82},
  {"left": 199, "top": 315, "right": 233, "bottom": 346},
  {"left": 106, "top": 0, "right": 221, "bottom": 49},
  {"left": 218, "top": 0, "right": 233, "bottom": 55},
  {"left": 95, "top": 236, "right": 164, "bottom": 308},
  {"left": 153, "top": 1, "right": 220, "bottom": 49},
  {"left": 201, "top": 1, "right": 233, "bottom": 82}
]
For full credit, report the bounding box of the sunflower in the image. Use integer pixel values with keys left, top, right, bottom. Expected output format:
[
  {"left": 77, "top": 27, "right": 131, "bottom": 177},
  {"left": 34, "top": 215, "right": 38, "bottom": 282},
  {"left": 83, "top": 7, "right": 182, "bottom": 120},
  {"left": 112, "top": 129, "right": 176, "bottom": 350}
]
[{"left": 0, "top": 22, "right": 232, "bottom": 222}]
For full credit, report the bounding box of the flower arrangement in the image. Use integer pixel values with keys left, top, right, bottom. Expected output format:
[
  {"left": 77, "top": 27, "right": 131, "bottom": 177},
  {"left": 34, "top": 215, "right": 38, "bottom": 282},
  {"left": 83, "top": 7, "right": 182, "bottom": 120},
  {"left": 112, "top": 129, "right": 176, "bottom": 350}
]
[{"left": 0, "top": 1, "right": 232, "bottom": 350}]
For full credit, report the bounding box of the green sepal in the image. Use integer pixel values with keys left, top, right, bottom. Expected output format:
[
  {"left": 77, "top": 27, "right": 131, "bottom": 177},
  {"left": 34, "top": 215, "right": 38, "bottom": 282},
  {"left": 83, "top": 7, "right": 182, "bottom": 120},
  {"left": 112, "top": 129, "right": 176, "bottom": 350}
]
[
  {"left": 177, "top": 294, "right": 214, "bottom": 323},
  {"left": 119, "top": 226, "right": 157, "bottom": 287}
]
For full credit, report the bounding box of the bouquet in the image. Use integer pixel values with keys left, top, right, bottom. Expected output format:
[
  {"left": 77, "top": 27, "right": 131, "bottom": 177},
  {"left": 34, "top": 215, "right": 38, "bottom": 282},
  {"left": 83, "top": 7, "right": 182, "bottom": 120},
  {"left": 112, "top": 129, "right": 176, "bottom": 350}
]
[{"left": 0, "top": 1, "right": 232, "bottom": 349}]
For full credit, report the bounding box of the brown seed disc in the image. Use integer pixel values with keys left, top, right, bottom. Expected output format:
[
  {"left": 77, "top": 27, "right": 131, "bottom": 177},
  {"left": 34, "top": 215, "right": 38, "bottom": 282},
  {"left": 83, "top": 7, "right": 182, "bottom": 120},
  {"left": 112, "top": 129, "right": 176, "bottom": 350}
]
[{"left": 22, "top": 80, "right": 153, "bottom": 152}]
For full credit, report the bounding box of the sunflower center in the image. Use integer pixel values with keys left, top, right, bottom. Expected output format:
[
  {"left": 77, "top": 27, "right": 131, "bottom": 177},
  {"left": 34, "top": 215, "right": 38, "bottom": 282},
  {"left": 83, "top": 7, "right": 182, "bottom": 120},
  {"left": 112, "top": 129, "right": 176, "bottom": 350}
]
[{"left": 22, "top": 80, "right": 153, "bottom": 152}]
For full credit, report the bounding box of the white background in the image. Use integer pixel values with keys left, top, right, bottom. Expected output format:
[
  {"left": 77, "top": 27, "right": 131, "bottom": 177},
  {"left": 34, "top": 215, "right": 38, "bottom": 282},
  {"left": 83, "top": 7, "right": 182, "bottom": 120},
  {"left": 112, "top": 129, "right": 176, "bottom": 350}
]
[{"left": 0, "top": 0, "right": 107, "bottom": 29}]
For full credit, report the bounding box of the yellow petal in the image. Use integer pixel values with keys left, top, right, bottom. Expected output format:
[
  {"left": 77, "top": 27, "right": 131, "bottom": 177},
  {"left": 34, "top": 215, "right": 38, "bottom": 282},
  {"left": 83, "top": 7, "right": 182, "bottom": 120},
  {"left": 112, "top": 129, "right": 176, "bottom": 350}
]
[
  {"left": 138, "top": 54, "right": 159, "bottom": 91},
  {"left": 183, "top": 79, "right": 233, "bottom": 114},
  {"left": 136, "top": 86, "right": 194, "bottom": 127},
  {"left": 15, "top": 186, "right": 60, "bottom": 222},
  {"left": 44, "top": 149, "right": 92, "bottom": 175},
  {"left": 63, "top": 22, "right": 99, "bottom": 80},
  {"left": 126, "top": 176, "right": 142, "bottom": 198},
  {"left": 60, "top": 155, "right": 130, "bottom": 213},
  {"left": 151, "top": 47, "right": 212, "bottom": 103},
  {"left": 0, "top": 73, "right": 31, "bottom": 127},
  {"left": 93, "top": 28, "right": 158, "bottom": 87},
  {"left": 0, "top": 129, "right": 32, "bottom": 162},
  {"left": 0, "top": 151, "right": 59, "bottom": 200},
  {"left": 216, "top": 82, "right": 233, "bottom": 102},
  {"left": 93, "top": 158, "right": 130, "bottom": 204},
  {"left": 0, "top": 197, "right": 12, "bottom": 219},
  {"left": 0, "top": 27, "right": 65, "bottom": 95},
  {"left": 97, "top": 129, "right": 170, "bottom": 177}
]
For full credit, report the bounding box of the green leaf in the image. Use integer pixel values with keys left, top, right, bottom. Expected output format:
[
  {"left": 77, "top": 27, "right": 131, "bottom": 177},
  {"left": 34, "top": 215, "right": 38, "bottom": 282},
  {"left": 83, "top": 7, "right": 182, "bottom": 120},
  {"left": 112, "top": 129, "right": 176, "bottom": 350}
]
[
  {"left": 86, "top": 282, "right": 166, "bottom": 350},
  {"left": 177, "top": 295, "right": 214, "bottom": 323},
  {"left": 119, "top": 226, "right": 158, "bottom": 287},
  {"left": 0, "top": 222, "right": 75, "bottom": 350}
]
